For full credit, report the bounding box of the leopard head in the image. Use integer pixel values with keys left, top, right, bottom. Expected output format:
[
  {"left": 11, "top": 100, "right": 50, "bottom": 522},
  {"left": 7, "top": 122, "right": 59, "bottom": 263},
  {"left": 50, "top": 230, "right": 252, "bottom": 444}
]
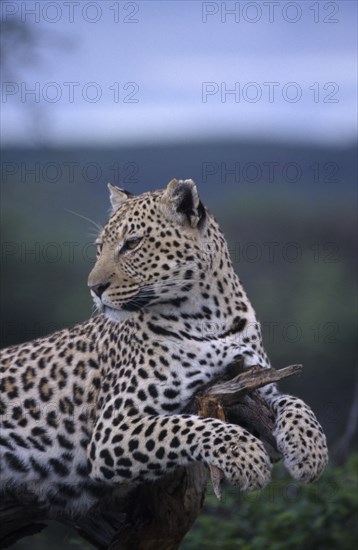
[{"left": 88, "top": 179, "right": 220, "bottom": 321}]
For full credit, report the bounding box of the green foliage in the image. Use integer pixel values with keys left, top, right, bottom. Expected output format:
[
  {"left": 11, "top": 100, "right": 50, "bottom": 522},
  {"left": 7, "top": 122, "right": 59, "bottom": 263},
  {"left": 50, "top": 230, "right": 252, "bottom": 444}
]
[{"left": 182, "top": 455, "right": 358, "bottom": 550}]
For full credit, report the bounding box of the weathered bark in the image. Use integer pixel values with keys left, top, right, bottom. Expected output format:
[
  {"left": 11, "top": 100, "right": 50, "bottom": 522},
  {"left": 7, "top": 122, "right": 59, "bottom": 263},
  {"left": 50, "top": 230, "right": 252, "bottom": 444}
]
[
  {"left": 106, "top": 464, "right": 207, "bottom": 550},
  {"left": 0, "top": 361, "right": 302, "bottom": 549}
]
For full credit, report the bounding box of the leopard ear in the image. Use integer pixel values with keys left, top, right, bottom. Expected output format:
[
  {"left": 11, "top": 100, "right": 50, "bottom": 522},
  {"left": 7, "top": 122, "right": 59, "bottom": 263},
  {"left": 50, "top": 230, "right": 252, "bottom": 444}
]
[
  {"left": 162, "top": 179, "right": 206, "bottom": 229},
  {"left": 108, "top": 183, "right": 132, "bottom": 213}
]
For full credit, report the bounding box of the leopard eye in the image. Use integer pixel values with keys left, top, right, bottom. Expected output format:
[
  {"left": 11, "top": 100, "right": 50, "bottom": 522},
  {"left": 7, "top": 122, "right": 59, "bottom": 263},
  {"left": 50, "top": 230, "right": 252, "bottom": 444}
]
[{"left": 119, "top": 236, "right": 143, "bottom": 255}]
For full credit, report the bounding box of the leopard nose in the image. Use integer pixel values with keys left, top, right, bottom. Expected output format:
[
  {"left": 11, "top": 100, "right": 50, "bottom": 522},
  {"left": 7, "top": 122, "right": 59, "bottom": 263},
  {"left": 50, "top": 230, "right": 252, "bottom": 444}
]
[{"left": 89, "top": 282, "right": 110, "bottom": 298}]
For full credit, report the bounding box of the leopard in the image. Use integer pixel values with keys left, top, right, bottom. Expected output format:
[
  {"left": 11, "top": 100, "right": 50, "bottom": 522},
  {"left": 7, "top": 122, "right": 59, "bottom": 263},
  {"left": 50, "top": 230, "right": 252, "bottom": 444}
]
[{"left": 0, "top": 178, "right": 328, "bottom": 515}]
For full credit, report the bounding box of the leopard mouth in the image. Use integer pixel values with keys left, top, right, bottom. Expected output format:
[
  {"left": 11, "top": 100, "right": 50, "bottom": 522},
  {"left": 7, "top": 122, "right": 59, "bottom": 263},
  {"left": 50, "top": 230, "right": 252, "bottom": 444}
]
[{"left": 121, "top": 288, "right": 156, "bottom": 311}]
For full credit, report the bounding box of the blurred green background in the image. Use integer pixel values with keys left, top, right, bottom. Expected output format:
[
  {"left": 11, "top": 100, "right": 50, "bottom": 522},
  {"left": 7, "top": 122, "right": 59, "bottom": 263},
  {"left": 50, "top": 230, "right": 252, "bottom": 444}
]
[{"left": 1, "top": 0, "right": 357, "bottom": 547}]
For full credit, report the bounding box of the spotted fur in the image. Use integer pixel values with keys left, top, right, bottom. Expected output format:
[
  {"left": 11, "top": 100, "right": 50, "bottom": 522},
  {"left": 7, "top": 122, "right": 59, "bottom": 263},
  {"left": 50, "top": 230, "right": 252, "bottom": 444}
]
[{"left": 0, "top": 179, "right": 328, "bottom": 514}]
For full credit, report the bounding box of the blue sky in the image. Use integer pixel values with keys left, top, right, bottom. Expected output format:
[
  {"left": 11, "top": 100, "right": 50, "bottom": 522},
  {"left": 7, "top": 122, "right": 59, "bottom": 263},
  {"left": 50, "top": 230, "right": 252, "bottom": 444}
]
[{"left": 2, "top": 0, "right": 357, "bottom": 146}]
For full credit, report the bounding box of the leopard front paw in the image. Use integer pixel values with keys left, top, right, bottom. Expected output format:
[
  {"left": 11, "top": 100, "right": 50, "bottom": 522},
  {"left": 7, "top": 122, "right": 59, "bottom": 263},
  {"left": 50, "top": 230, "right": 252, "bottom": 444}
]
[
  {"left": 211, "top": 429, "right": 272, "bottom": 491},
  {"left": 272, "top": 397, "right": 328, "bottom": 483}
]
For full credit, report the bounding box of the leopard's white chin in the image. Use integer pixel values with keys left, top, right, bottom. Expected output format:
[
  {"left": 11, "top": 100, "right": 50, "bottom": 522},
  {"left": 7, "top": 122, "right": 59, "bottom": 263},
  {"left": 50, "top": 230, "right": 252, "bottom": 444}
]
[
  {"left": 103, "top": 306, "right": 133, "bottom": 322},
  {"left": 91, "top": 293, "right": 133, "bottom": 323}
]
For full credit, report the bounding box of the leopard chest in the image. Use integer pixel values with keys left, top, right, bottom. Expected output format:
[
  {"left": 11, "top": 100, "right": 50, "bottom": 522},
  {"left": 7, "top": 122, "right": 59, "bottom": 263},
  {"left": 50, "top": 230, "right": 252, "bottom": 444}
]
[{"left": 99, "top": 331, "right": 231, "bottom": 416}]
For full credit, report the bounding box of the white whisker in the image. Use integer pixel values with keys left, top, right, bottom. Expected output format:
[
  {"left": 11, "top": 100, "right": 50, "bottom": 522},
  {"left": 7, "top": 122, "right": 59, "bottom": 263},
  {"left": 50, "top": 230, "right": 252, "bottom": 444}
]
[{"left": 65, "top": 209, "right": 103, "bottom": 233}]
